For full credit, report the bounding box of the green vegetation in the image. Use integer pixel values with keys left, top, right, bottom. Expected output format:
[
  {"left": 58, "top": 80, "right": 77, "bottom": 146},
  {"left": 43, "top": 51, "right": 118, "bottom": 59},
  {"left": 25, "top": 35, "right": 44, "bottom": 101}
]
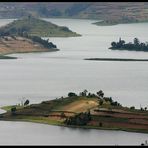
[
  {"left": 110, "top": 38, "right": 148, "bottom": 52},
  {"left": 0, "top": 16, "right": 81, "bottom": 37},
  {"left": 21, "top": 34, "right": 57, "bottom": 49},
  {"left": 64, "top": 111, "right": 91, "bottom": 126}
]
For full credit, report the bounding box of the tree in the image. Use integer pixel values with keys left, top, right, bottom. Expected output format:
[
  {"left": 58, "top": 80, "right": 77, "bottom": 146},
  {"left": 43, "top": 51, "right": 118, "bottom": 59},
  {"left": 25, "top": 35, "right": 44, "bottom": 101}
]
[
  {"left": 11, "top": 106, "right": 16, "bottom": 115},
  {"left": 97, "top": 90, "right": 104, "bottom": 98},
  {"left": 133, "top": 38, "right": 140, "bottom": 46},
  {"left": 99, "top": 100, "right": 103, "bottom": 106},
  {"left": 83, "top": 89, "right": 88, "bottom": 96},
  {"left": 118, "top": 38, "right": 125, "bottom": 47},
  {"left": 68, "top": 92, "right": 77, "bottom": 97},
  {"left": 99, "top": 122, "right": 103, "bottom": 127},
  {"left": 79, "top": 89, "right": 88, "bottom": 97},
  {"left": 111, "top": 42, "right": 117, "bottom": 48},
  {"left": 130, "top": 106, "right": 135, "bottom": 110},
  {"left": 24, "top": 99, "right": 30, "bottom": 106}
]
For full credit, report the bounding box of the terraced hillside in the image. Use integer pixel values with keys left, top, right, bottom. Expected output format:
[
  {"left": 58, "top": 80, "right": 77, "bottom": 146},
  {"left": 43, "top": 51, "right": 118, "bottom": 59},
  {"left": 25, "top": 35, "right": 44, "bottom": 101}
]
[{"left": 1, "top": 91, "right": 148, "bottom": 133}]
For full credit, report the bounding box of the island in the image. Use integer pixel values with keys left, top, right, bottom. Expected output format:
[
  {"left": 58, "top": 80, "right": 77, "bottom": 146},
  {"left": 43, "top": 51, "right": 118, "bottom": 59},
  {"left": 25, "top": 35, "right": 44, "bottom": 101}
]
[
  {"left": 109, "top": 37, "right": 148, "bottom": 52},
  {"left": 1, "top": 90, "right": 148, "bottom": 134}
]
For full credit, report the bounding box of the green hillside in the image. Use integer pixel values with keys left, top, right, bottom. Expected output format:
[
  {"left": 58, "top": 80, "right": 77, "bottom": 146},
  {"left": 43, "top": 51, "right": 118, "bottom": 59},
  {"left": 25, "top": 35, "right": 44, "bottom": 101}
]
[{"left": 0, "top": 16, "right": 81, "bottom": 37}]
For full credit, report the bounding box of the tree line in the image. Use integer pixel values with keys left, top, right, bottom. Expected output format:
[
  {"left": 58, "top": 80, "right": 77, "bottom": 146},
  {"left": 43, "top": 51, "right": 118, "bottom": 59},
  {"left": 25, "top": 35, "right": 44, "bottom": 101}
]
[
  {"left": 0, "top": 27, "right": 57, "bottom": 49},
  {"left": 64, "top": 111, "right": 91, "bottom": 126}
]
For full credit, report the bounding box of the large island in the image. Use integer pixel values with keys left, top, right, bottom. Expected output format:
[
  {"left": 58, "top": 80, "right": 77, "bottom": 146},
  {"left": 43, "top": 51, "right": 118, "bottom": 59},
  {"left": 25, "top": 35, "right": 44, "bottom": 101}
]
[{"left": 1, "top": 90, "right": 148, "bottom": 134}]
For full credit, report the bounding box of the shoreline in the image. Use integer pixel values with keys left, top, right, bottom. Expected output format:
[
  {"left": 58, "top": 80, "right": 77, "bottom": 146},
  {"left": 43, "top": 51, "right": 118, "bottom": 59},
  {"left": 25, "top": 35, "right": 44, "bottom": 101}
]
[
  {"left": 1, "top": 105, "right": 148, "bottom": 134},
  {"left": 1, "top": 115, "right": 148, "bottom": 134},
  {"left": 0, "top": 48, "right": 60, "bottom": 59}
]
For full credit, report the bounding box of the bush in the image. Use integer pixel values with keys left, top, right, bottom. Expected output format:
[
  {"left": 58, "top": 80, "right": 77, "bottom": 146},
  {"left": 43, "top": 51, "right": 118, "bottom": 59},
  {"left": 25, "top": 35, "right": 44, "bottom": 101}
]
[
  {"left": 68, "top": 92, "right": 77, "bottom": 97},
  {"left": 99, "top": 122, "right": 103, "bottom": 127},
  {"left": 11, "top": 106, "right": 17, "bottom": 115},
  {"left": 130, "top": 106, "right": 135, "bottom": 110}
]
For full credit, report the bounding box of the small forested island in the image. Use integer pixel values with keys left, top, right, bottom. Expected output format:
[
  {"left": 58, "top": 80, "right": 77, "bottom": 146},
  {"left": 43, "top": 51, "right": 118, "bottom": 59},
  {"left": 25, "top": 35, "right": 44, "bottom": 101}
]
[
  {"left": 1, "top": 90, "right": 148, "bottom": 133},
  {"left": 109, "top": 38, "right": 148, "bottom": 52}
]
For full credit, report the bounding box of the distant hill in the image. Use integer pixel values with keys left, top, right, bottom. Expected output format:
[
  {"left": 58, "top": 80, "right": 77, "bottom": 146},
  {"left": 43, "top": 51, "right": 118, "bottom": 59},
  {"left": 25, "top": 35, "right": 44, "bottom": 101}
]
[
  {"left": 0, "top": 2, "right": 148, "bottom": 25},
  {"left": 0, "top": 16, "right": 81, "bottom": 37}
]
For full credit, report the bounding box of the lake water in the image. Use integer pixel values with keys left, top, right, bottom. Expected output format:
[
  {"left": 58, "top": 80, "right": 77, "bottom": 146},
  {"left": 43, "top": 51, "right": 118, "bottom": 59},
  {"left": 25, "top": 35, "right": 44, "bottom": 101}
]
[{"left": 0, "top": 18, "right": 147, "bottom": 145}]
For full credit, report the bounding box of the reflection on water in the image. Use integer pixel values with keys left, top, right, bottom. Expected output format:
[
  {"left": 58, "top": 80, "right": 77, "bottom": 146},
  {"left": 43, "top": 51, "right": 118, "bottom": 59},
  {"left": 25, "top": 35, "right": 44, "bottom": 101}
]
[{"left": 0, "top": 121, "right": 147, "bottom": 145}]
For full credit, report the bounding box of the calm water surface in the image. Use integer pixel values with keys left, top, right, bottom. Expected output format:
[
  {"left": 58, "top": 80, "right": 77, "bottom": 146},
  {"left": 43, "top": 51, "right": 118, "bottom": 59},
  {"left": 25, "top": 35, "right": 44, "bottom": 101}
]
[{"left": 0, "top": 18, "right": 147, "bottom": 145}]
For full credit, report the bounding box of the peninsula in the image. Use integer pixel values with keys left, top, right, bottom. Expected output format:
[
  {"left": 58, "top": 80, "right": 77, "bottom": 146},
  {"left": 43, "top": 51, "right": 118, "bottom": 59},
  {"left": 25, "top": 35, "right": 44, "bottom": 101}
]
[
  {"left": 1, "top": 90, "right": 148, "bottom": 134},
  {"left": 0, "top": 35, "right": 58, "bottom": 56},
  {"left": 0, "top": 16, "right": 81, "bottom": 58}
]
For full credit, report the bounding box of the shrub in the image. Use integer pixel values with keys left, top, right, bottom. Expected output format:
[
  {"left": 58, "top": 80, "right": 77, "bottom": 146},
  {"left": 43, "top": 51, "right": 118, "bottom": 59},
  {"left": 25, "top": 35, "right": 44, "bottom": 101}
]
[{"left": 68, "top": 92, "right": 77, "bottom": 97}]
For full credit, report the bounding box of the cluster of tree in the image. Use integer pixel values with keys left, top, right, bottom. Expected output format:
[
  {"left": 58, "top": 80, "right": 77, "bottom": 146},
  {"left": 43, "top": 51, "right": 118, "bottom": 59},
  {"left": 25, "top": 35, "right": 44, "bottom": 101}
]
[
  {"left": 99, "top": 97, "right": 121, "bottom": 107},
  {"left": 68, "top": 90, "right": 104, "bottom": 98},
  {"left": 110, "top": 38, "right": 148, "bottom": 51},
  {"left": 16, "top": 31, "right": 57, "bottom": 49},
  {"left": 27, "top": 35, "right": 57, "bottom": 49},
  {"left": 140, "top": 107, "right": 147, "bottom": 111},
  {"left": 130, "top": 105, "right": 147, "bottom": 111},
  {"left": 64, "top": 111, "right": 91, "bottom": 126},
  {"left": 11, "top": 106, "right": 17, "bottom": 115},
  {"left": 68, "top": 92, "right": 77, "bottom": 97},
  {"left": 67, "top": 90, "right": 121, "bottom": 107},
  {"left": 0, "top": 26, "right": 57, "bottom": 49}
]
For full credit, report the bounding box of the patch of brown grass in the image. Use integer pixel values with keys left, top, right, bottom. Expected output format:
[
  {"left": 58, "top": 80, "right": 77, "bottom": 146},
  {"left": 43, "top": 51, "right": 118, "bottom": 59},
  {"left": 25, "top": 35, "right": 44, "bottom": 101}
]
[{"left": 60, "top": 99, "right": 98, "bottom": 113}]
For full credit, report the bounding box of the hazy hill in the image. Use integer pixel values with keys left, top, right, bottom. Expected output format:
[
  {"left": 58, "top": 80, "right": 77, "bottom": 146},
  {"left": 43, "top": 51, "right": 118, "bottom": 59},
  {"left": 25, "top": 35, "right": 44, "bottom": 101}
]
[
  {"left": 0, "top": 16, "right": 80, "bottom": 37},
  {"left": 0, "top": 2, "right": 148, "bottom": 24}
]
